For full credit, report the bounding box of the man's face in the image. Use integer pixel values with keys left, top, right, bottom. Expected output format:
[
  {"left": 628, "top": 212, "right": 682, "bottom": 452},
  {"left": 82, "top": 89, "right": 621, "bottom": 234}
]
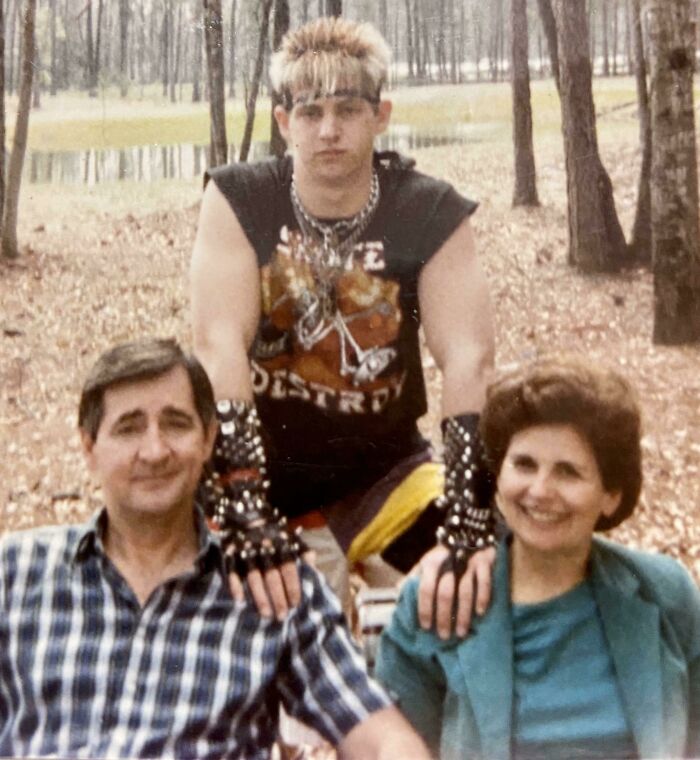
[
  {"left": 274, "top": 92, "right": 392, "bottom": 183},
  {"left": 81, "top": 366, "right": 215, "bottom": 523}
]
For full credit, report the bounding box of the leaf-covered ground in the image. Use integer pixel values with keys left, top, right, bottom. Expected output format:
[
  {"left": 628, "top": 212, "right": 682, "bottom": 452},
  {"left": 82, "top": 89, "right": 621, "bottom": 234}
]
[{"left": 2, "top": 133, "right": 699, "bottom": 588}]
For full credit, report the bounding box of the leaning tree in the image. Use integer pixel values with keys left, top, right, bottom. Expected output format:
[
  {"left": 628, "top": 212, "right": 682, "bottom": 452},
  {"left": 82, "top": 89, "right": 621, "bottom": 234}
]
[{"left": 551, "top": 0, "right": 628, "bottom": 272}]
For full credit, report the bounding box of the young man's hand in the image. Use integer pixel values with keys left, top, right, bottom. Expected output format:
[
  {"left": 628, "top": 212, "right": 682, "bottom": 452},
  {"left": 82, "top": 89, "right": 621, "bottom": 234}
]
[
  {"left": 416, "top": 544, "right": 496, "bottom": 639},
  {"left": 227, "top": 550, "right": 316, "bottom": 619}
]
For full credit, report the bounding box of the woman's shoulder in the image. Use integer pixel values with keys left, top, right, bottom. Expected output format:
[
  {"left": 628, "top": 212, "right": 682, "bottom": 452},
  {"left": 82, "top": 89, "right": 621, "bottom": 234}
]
[{"left": 591, "top": 537, "right": 699, "bottom": 611}]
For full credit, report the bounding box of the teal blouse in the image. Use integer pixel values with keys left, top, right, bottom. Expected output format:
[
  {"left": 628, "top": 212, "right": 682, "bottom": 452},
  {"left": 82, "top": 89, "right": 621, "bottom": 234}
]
[{"left": 511, "top": 580, "right": 636, "bottom": 758}]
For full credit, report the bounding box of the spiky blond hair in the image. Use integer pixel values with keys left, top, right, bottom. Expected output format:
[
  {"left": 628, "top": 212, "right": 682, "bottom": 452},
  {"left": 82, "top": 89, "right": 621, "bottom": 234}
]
[{"left": 270, "top": 17, "right": 391, "bottom": 106}]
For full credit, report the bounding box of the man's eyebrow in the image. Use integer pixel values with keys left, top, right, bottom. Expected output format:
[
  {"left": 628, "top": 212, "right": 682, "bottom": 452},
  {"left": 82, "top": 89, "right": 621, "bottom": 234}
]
[
  {"left": 160, "top": 406, "right": 196, "bottom": 422},
  {"left": 110, "top": 409, "right": 144, "bottom": 428}
]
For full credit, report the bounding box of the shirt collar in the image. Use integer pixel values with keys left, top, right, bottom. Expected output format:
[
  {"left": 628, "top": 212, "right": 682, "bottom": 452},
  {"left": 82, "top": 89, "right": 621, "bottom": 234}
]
[{"left": 72, "top": 505, "right": 226, "bottom": 577}]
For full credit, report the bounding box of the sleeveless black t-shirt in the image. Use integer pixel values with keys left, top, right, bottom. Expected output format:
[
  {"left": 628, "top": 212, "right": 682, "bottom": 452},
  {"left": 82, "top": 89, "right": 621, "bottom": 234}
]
[{"left": 207, "top": 152, "right": 477, "bottom": 517}]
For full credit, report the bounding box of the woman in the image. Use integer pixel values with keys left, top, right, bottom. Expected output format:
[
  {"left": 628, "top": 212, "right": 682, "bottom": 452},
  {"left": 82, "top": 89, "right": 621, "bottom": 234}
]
[{"left": 375, "top": 357, "right": 700, "bottom": 759}]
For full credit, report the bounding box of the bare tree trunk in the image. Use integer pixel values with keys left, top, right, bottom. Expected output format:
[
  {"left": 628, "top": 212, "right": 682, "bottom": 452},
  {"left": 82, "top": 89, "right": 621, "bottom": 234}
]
[
  {"left": 94, "top": 0, "right": 103, "bottom": 92},
  {"left": 326, "top": 0, "right": 341, "bottom": 16},
  {"left": 421, "top": 14, "right": 432, "bottom": 80},
  {"left": 204, "top": 0, "right": 228, "bottom": 167},
  {"left": 459, "top": 0, "right": 466, "bottom": 82},
  {"left": 228, "top": 0, "right": 237, "bottom": 98},
  {"left": 473, "top": 3, "right": 483, "bottom": 80},
  {"left": 602, "top": 0, "right": 610, "bottom": 75},
  {"left": 611, "top": 0, "right": 619, "bottom": 74},
  {"left": 628, "top": 0, "right": 651, "bottom": 264},
  {"left": 239, "top": 0, "right": 273, "bottom": 162},
  {"left": 49, "top": 0, "right": 57, "bottom": 95},
  {"left": 536, "top": 0, "right": 560, "bottom": 90},
  {"left": 448, "top": 0, "right": 457, "bottom": 82},
  {"left": 437, "top": 0, "right": 446, "bottom": 82},
  {"left": 589, "top": 0, "right": 596, "bottom": 70},
  {"left": 552, "top": 0, "right": 628, "bottom": 271},
  {"left": 162, "top": 0, "right": 170, "bottom": 97},
  {"left": 0, "top": 0, "right": 5, "bottom": 223},
  {"left": 118, "top": 0, "right": 129, "bottom": 96},
  {"left": 32, "top": 29, "right": 40, "bottom": 109},
  {"left": 378, "top": 0, "right": 388, "bottom": 41},
  {"left": 270, "top": 0, "right": 289, "bottom": 158},
  {"left": 511, "top": 0, "right": 539, "bottom": 206},
  {"left": 645, "top": 0, "right": 700, "bottom": 343},
  {"left": 625, "top": 0, "right": 633, "bottom": 73},
  {"left": 170, "top": 1, "right": 182, "bottom": 102},
  {"left": 193, "top": 1, "right": 203, "bottom": 102},
  {"left": 405, "top": 0, "right": 414, "bottom": 80},
  {"left": 2, "top": 0, "right": 36, "bottom": 260},
  {"left": 86, "top": 0, "right": 96, "bottom": 95},
  {"left": 413, "top": 0, "right": 422, "bottom": 78}
]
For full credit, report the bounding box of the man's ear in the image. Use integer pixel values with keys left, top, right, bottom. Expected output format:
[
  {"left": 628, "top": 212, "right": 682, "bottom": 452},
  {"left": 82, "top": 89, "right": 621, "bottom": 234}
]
[
  {"left": 375, "top": 99, "right": 392, "bottom": 135},
  {"left": 204, "top": 419, "right": 217, "bottom": 459},
  {"left": 80, "top": 429, "right": 96, "bottom": 469},
  {"left": 273, "top": 104, "right": 291, "bottom": 141}
]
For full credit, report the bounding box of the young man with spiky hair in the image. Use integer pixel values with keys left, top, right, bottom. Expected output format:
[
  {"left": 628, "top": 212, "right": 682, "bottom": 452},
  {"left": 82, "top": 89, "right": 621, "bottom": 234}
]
[{"left": 191, "top": 17, "right": 496, "bottom": 639}]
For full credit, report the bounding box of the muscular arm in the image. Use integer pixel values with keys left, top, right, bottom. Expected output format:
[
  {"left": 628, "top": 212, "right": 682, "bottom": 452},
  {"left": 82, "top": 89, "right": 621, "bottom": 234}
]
[
  {"left": 418, "top": 217, "right": 494, "bottom": 415},
  {"left": 190, "top": 180, "right": 302, "bottom": 617},
  {"left": 190, "top": 180, "right": 259, "bottom": 400},
  {"left": 416, "top": 217, "right": 497, "bottom": 638}
]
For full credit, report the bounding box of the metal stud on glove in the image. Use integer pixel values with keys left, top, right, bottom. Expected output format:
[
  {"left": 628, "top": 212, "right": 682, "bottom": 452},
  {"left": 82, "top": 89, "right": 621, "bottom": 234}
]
[
  {"left": 201, "top": 399, "right": 307, "bottom": 576},
  {"left": 435, "top": 413, "right": 496, "bottom": 580}
]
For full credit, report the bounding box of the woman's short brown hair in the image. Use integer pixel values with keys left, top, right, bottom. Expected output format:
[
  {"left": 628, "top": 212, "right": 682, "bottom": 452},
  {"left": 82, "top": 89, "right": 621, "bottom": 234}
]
[{"left": 481, "top": 356, "right": 642, "bottom": 530}]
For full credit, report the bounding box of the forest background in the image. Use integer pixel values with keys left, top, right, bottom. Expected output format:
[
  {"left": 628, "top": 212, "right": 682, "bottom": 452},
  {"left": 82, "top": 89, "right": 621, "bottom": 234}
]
[{"left": 1, "top": 0, "right": 699, "bottom": 589}]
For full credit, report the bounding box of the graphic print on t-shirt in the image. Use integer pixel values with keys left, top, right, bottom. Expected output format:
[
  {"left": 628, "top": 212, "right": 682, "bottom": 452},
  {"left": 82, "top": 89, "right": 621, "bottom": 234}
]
[{"left": 251, "top": 225, "right": 406, "bottom": 415}]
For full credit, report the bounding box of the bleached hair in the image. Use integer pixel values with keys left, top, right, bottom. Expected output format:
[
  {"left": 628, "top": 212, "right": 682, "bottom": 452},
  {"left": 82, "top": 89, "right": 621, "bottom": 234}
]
[{"left": 269, "top": 17, "right": 391, "bottom": 103}]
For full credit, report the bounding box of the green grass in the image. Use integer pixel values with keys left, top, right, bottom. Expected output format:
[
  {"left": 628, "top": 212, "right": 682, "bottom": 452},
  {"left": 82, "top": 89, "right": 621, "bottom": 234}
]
[
  {"left": 25, "top": 104, "right": 272, "bottom": 153},
  {"left": 15, "top": 75, "right": 648, "bottom": 154}
]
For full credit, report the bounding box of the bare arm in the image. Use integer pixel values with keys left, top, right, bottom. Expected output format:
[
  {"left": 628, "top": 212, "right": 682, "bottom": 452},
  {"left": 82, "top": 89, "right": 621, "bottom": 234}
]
[
  {"left": 190, "top": 180, "right": 259, "bottom": 400},
  {"left": 338, "top": 706, "right": 433, "bottom": 760},
  {"left": 416, "top": 218, "right": 497, "bottom": 639},
  {"left": 190, "top": 180, "right": 302, "bottom": 617},
  {"left": 418, "top": 217, "right": 494, "bottom": 416}
]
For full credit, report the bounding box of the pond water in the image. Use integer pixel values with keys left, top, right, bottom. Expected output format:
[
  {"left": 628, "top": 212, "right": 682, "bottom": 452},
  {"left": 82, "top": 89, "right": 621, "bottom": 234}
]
[{"left": 27, "top": 123, "right": 486, "bottom": 186}]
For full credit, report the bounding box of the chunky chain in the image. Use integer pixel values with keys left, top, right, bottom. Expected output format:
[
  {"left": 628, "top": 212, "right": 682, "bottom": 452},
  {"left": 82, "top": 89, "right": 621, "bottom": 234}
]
[
  {"left": 435, "top": 413, "right": 496, "bottom": 577},
  {"left": 290, "top": 169, "right": 380, "bottom": 270},
  {"left": 201, "top": 399, "right": 307, "bottom": 576}
]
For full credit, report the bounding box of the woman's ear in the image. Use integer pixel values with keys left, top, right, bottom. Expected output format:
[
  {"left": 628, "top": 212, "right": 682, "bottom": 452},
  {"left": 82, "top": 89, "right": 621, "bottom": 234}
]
[{"left": 600, "top": 489, "right": 622, "bottom": 519}]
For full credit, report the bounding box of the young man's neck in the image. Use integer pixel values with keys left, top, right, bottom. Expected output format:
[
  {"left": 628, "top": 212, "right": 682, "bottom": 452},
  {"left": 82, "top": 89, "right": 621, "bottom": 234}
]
[
  {"left": 103, "top": 505, "right": 200, "bottom": 605},
  {"left": 293, "top": 159, "right": 375, "bottom": 219}
]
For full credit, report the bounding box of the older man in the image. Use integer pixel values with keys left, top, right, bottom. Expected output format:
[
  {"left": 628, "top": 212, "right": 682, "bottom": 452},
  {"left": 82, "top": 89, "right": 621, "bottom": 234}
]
[{"left": 0, "top": 338, "right": 429, "bottom": 760}]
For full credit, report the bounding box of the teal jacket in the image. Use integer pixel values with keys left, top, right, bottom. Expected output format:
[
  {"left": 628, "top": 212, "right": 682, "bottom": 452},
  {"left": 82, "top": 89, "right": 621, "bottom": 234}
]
[{"left": 376, "top": 538, "right": 700, "bottom": 759}]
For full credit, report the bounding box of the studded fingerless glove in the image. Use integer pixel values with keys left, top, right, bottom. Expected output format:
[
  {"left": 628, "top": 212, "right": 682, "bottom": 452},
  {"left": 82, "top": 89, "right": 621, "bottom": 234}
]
[
  {"left": 435, "top": 413, "right": 496, "bottom": 578},
  {"left": 201, "top": 399, "right": 307, "bottom": 576}
]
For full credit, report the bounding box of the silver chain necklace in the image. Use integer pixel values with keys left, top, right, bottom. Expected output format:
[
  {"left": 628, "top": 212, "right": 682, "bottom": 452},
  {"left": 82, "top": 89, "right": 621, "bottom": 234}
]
[{"left": 290, "top": 170, "right": 380, "bottom": 270}]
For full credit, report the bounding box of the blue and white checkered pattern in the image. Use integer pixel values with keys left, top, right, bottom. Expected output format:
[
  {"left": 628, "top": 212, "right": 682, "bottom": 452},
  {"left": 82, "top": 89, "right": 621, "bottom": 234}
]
[{"left": 0, "top": 510, "right": 390, "bottom": 759}]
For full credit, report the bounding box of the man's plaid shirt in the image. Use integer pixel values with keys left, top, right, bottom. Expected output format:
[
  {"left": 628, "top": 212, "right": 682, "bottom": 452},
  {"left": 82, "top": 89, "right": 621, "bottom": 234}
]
[{"left": 0, "top": 510, "right": 390, "bottom": 759}]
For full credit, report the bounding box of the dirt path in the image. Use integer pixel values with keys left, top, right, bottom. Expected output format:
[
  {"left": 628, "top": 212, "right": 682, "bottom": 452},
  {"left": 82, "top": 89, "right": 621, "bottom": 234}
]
[{"left": 2, "top": 141, "right": 699, "bottom": 581}]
